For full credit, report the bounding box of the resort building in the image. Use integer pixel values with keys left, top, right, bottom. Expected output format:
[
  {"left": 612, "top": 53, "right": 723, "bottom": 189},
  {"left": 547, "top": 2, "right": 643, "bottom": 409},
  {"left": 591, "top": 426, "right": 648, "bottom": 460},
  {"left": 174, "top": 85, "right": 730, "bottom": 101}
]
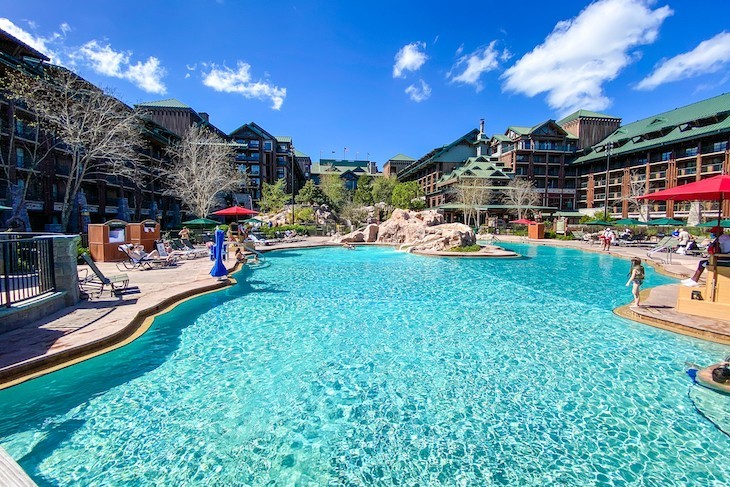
[
  {"left": 0, "top": 28, "right": 183, "bottom": 232},
  {"left": 572, "top": 93, "right": 730, "bottom": 219},
  {"left": 489, "top": 120, "right": 584, "bottom": 211},
  {"left": 136, "top": 98, "right": 226, "bottom": 139},
  {"left": 435, "top": 155, "right": 515, "bottom": 223},
  {"left": 399, "top": 121, "right": 491, "bottom": 207},
  {"left": 309, "top": 159, "right": 381, "bottom": 190},
  {"left": 382, "top": 154, "right": 415, "bottom": 178},
  {"left": 226, "top": 123, "right": 306, "bottom": 206}
]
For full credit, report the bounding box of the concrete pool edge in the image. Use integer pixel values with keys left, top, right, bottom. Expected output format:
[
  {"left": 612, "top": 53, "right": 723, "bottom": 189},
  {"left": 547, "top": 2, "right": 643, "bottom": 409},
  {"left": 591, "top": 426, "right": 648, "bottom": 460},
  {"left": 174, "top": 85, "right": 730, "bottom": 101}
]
[{"left": 0, "top": 265, "right": 243, "bottom": 391}]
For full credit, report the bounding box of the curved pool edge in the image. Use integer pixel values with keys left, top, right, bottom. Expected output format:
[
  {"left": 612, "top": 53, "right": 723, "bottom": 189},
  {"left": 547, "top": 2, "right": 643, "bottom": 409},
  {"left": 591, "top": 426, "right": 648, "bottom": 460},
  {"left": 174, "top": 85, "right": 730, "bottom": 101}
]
[{"left": 0, "top": 264, "right": 245, "bottom": 391}]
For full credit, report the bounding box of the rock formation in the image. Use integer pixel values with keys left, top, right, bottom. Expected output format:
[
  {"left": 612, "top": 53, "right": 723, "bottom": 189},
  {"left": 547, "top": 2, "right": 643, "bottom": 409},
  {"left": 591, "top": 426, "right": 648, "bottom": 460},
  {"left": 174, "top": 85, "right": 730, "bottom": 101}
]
[{"left": 335, "top": 209, "right": 476, "bottom": 251}]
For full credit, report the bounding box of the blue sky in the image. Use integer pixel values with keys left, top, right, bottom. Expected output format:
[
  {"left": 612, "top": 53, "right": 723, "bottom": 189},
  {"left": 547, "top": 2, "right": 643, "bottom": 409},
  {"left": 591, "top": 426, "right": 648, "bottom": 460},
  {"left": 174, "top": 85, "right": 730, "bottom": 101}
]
[{"left": 3, "top": 0, "right": 730, "bottom": 167}]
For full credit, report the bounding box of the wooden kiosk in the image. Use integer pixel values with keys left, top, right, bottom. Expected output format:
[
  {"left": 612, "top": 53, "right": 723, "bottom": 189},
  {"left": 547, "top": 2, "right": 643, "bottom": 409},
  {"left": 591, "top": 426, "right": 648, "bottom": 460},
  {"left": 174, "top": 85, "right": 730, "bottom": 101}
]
[
  {"left": 88, "top": 219, "right": 161, "bottom": 262},
  {"left": 676, "top": 254, "right": 730, "bottom": 320},
  {"left": 528, "top": 222, "right": 545, "bottom": 239}
]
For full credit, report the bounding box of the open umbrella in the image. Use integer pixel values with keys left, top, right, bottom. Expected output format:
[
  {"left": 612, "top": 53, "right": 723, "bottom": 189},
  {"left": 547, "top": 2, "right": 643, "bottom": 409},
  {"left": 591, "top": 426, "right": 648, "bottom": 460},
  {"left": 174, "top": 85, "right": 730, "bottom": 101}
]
[
  {"left": 638, "top": 174, "right": 730, "bottom": 229},
  {"left": 212, "top": 205, "right": 259, "bottom": 217},
  {"left": 697, "top": 219, "right": 730, "bottom": 228},
  {"left": 646, "top": 217, "right": 685, "bottom": 226},
  {"left": 241, "top": 217, "right": 263, "bottom": 224},
  {"left": 509, "top": 218, "right": 537, "bottom": 225},
  {"left": 182, "top": 217, "right": 220, "bottom": 227},
  {"left": 614, "top": 218, "right": 644, "bottom": 226}
]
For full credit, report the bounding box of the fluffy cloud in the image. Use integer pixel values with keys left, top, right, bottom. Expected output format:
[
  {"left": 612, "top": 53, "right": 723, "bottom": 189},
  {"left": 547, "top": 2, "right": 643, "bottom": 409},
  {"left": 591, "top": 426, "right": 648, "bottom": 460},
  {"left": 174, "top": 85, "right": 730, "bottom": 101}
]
[
  {"left": 72, "top": 41, "right": 167, "bottom": 94},
  {"left": 636, "top": 31, "right": 730, "bottom": 90},
  {"left": 202, "top": 62, "right": 286, "bottom": 110},
  {"left": 448, "top": 41, "right": 509, "bottom": 92},
  {"left": 502, "top": 0, "right": 672, "bottom": 114},
  {"left": 0, "top": 17, "right": 63, "bottom": 62},
  {"left": 393, "top": 42, "right": 428, "bottom": 78},
  {"left": 405, "top": 79, "right": 431, "bottom": 102}
]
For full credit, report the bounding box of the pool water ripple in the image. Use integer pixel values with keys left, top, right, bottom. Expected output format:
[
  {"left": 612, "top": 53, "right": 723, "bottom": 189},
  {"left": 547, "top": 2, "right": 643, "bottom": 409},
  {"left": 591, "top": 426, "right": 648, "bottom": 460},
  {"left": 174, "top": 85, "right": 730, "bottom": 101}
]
[{"left": 1, "top": 244, "right": 729, "bottom": 485}]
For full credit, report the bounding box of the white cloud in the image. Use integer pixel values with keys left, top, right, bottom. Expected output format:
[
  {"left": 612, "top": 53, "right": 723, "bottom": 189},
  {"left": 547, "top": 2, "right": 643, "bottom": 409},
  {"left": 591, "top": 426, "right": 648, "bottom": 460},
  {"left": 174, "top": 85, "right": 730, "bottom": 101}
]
[
  {"left": 405, "top": 79, "right": 431, "bottom": 102},
  {"left": 448, "top": 41, "right": 508, "bottom": 92},
  {"left": 0, "top": 17, "right": 61, "bottom": 61},
  {"left": 502, "top": 0, "right": 672, "bottom": 114},
  {"left": 636, "top": 31, "right": 730, "bottom": 90},
  {"left": 393, "top": 41, "right": 428, "bottom": 78},
  {"left": 72, "top": 40, "right": 167, "bottom": 94},
  {"left": 202, "top": 61, "right": 286, "bottom": 110}
]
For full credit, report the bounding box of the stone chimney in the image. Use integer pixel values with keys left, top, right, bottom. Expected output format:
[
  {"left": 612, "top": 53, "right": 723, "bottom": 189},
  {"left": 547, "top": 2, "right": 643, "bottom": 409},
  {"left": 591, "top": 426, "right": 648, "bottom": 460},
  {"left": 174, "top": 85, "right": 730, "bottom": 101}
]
[
  {"left": 477, "top": 118, "right": 486, "bottom": 157},
  {"left": 199, "top": 112, "right": 210, "bottom": 122}
]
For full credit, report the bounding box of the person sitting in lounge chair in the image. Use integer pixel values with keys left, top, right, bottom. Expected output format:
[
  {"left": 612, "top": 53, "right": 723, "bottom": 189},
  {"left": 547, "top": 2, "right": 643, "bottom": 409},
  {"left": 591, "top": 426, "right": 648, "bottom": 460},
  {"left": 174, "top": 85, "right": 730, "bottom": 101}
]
[{"left": 682, "top": 227, "right": 730, "bottom": 286}]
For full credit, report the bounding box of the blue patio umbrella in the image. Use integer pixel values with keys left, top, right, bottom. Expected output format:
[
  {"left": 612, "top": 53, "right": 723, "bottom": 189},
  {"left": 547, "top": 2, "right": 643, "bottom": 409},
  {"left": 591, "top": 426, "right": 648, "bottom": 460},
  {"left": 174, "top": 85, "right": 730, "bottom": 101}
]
[{"left": 210, "top": 229, "right": 228, "bottom": 278}]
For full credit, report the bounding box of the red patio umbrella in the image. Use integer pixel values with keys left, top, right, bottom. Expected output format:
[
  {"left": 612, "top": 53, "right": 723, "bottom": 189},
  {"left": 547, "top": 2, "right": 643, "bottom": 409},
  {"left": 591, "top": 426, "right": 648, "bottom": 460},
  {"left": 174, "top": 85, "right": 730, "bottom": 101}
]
[
  {"left": 509, "top": 218, "right": 537, "bottom": 225},
  {"left": 637, "top": 174, "right": 730, "bottom": 229},
  {"left": 211, "top": 205, "right": 259, "bottom": 217}
]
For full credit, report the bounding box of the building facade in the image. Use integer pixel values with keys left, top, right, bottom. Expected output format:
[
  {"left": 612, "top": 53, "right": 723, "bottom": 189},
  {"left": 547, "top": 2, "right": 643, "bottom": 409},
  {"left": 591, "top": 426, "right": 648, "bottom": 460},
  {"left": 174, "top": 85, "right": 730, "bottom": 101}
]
[
  {"left": 382, "top": 154, "right": 415, "bottom": 178},
  {"left": 572, "top": 93, "right": 730, "bottom": 219},
  {"left": 309, "top": 159, "right": 381, "bottom": 190}
]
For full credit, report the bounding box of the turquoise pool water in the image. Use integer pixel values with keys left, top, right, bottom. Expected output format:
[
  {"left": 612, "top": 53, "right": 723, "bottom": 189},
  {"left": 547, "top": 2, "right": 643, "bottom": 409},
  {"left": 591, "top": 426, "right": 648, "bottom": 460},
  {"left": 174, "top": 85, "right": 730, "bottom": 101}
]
[{"left": 1, "top": 244, "right": 728, "bottom": 485}]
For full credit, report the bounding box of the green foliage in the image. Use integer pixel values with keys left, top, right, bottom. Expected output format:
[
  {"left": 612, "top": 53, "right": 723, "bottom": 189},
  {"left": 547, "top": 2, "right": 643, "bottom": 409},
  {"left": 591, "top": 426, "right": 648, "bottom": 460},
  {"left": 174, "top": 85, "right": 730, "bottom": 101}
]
[
  {"left": 448, "top": 244, "right": 482, "bottom": 252},
  {"left": 295, "top": 206, "right": 315, "bottom": 222},
  {"left": 259, "top": 224, "right": 315, "bottom": 238},
  {"left": 372, "top": 177, "right": 398, "bottom": 205},
  {"left": 218, "top": 224, "right": 229, "bottom": 232},
  {"left": 77, "top": 243, "right": 90, "bottom": 261},
  {"left": 318, "top": 174, "right": 349, "bottom": 210},
  {"left": 295, "top": 180, "right": 329, "bottom": 206},
  {"left": 392, "top": 181, "right": 424, "bottom": 210},
  {"left": 353, "top": 175, "right": 375, "bottom": 205},
  {"left": 259, "top": 179, "right": 288, "bottom": 213},
  {"left": 340, "top": 203, "right": 369, "bottom": 227},
  {"left": 579, "top": 212, "right": 615, "bottom": 224}
]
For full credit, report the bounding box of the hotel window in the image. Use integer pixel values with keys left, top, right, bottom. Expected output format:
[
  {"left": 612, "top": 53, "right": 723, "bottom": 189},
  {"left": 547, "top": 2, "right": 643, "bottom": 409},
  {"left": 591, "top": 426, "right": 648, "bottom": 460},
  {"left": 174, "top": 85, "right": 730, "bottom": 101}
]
[
  {"left": 15, "top": 148, "right": 25, "bottom": 168},
  {"left": 276, "top": 168, "right": 285, "bottom": 179},
  {"left": 249, "top": 164, "right": 260, "bottom": 176},
  {"left": 249, "top": 152, "right": 259, "bottom": 161},
  {"left": 264, "top": 141, "right": 272, "bottom": 151},
  {"left": 712, "top": 141, "right": 728, "bottom": 152},
  {"left": 248, "top": 139, "right": 260, "bottom": 149},
  {"left": 660, "top": 151, "right": 672, "bottom": 161}
]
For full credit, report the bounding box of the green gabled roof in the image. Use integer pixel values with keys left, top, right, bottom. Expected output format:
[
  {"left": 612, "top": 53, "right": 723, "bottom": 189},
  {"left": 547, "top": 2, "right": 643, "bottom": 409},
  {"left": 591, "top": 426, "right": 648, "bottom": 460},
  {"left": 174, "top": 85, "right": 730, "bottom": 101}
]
[
  {"left": 229, "top": 121, "right": 274, "bottom": 140},
  {"left": 275, "top": 136, "right": 292, "bottom": 143},
  {"left": 573, "top": 92, "right": 730, "bottom": 165},
  {"left": 399, "top": 129, "right": 480, "bottom": 178},
  {"left": 491, "top": 134, "right": 511, "bottom": 142},
  {"left": 437, "top": 156, "right": 513, "bottom": 185},
  {"left": 137, "top": 98, "right": 192, "bottom": 109},
  {"left": 294, "top": 149, "right": 309, "bottom": 158},
  {"left": 557, "top": 109, "right": 620, "bottom": 126},
  {"left": 507, "top": 126, "right": 532, "bottom": 135},
  {"left": 389, "top": 153, "right": 415, "bottom": 162}
]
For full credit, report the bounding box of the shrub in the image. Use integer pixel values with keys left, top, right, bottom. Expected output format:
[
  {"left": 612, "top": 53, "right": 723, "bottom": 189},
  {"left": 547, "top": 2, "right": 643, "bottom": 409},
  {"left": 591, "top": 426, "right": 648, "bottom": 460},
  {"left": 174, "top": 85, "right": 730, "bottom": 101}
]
[{"left": 449, "top": 244, "right": 481, "bottom": 252}]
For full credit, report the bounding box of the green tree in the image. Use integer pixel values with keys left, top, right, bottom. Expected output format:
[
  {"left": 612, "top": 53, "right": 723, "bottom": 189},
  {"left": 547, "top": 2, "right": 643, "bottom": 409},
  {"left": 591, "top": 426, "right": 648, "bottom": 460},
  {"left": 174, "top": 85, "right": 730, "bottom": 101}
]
[
  {"left": 259, "top": 179, "right": 288, "bottom": 213},
  {"left": 392, "top": 181, "right": 425, "bottom": 210},
  {"left": 353, "top": 175, "right": 374, "bottom": 205},
  {"left": 318, "top": 173, "right": 348, "bottom": 210},
  {"left": 371, "top": 177, "right": 398, "bottom": 205},
  {"left": 295, "top": 179, "right": 329, "bottom": 206}
]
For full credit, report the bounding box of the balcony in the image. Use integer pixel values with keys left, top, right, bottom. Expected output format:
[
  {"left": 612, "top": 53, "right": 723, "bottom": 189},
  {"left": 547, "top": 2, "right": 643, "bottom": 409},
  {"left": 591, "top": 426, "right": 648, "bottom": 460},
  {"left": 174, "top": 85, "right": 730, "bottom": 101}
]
[
  {"left": 649, "top": 171, "right": 666, "bottom": 180},
  {"left": 677, "top": 167, "right": 697, "bottom": 177},
  {"left": 702, "top": 163, "right": 723, "bottom": 174}
]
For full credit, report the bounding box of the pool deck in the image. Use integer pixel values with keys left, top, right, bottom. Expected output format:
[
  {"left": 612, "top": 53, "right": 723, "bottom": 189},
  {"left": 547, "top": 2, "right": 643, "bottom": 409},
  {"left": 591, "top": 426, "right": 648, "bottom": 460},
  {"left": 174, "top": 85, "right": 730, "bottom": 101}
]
[{"left": 1, "top": 234, "right": 729, "bottom": 391}]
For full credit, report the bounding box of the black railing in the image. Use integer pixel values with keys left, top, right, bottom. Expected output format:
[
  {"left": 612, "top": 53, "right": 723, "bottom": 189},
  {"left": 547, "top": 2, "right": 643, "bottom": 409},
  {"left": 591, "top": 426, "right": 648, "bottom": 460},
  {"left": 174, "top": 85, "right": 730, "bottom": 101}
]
[{"left": 0, "top": 236, "right": 56, "bottom": 307}]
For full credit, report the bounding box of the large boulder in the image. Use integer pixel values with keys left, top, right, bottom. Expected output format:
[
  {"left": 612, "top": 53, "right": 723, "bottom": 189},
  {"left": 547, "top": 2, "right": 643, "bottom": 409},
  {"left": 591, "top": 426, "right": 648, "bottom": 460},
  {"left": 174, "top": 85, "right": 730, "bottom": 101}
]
[
  {"left": 377, "top": 209, "right": 473, "bottom": 249},
  {"left": 364, "top": 223, "right": 379, "bottom": 242}
]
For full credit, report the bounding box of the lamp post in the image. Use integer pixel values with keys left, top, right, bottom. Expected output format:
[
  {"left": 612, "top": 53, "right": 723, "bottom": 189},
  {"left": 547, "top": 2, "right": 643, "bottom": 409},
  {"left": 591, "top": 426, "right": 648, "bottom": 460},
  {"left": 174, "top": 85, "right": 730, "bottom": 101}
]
[
  {"left": 291, "top": 145, "right": 296, "bottom": 224},
  {"left": 604, "top": 142, "right": 613, "bottom": 220}
]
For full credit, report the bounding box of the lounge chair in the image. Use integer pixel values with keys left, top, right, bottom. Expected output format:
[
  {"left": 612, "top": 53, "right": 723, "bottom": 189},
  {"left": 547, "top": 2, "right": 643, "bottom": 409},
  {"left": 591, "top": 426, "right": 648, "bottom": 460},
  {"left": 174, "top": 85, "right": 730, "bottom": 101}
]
[
  {"left": 154, "top": 241, "right": 186, "bottom": 262},
  {"left": 79, "top": 253, "right": 129, "bottom": 296},
  {"left": 646, "top": 237, "right": 679, "bottom": 264},
  {"left": 179, "top": 238, "right": 211, "bottom": 257},
  {"left": 247, "top": 232, "right": 273, "bottom": 246},
  {"left": 117, "top": 244, "right": 165, "bottom": 270}
]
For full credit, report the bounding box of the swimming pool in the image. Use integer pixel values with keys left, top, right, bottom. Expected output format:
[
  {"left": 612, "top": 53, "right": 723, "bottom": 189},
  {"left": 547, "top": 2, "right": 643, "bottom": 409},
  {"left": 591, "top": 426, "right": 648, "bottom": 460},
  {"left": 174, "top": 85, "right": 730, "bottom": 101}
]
[{"left": 1, "top": 244, "right": 728, "bottom": 485}]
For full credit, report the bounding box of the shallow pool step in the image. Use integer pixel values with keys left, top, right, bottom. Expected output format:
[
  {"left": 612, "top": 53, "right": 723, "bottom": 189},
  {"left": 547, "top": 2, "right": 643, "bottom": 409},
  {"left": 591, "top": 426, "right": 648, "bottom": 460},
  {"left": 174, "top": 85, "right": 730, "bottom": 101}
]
[{"left": 0, "top": 447, "right": 36, "bottom": 487}]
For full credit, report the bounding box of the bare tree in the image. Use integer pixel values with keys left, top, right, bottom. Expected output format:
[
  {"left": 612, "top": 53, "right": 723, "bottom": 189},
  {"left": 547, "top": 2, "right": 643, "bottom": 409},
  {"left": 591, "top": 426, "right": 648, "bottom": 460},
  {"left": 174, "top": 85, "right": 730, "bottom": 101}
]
[
  {"left": 455, "top": 178, "right": 492, "bottom": 227},
  {"left": 0, "top": 102, "right": 59, "bottom": 230},
  {"left": 3, "top": 67, "right": 145, "bottom": 231},
  {"left": 502, "top": 177, "right": 540, "bottom": 220},
  {"left": 621, "top": 171, "right": 648, "bottom": 221},
  {"left": 162, "top": 124, "right": 246, "bottom": 218}
]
